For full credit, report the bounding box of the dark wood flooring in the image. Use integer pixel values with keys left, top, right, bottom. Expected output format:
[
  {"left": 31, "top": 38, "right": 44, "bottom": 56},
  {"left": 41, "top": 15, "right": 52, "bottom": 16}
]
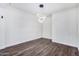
[{"left": 0, "top": 38, "right": 79, "bottom": 56}]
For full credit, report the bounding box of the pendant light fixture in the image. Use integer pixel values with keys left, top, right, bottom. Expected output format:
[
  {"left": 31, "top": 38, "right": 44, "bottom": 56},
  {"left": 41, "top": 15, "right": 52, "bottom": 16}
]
[
  {"left": 36, "top": 4, "right": 47, "bottom": 37},
  {"left": 37, "top": 13, "right": 46, "bottom": 23}
]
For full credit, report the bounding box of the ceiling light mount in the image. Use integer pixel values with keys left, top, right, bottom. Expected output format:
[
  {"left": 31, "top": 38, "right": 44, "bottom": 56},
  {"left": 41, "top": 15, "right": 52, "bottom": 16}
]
[{"left": 39, "top": 4, "right": 44, "bottom": 8}]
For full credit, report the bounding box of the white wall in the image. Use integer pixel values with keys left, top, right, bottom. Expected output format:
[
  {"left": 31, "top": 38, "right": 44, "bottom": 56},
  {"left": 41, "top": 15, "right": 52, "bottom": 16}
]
[
  {"left": 52, "top": 7, "right": 79, "bottom": 48},
  {"left": 0, "top": 7, "right": 8, "bottom": 49},
  {"left": 0, "top": 5, "right": 41, "bottom": 49},
  {"left": 78, "top": 7, "right": 79, "bottom": 49},
  {"left": 42, "top": 16, "right": 52, "bottom": 39}
]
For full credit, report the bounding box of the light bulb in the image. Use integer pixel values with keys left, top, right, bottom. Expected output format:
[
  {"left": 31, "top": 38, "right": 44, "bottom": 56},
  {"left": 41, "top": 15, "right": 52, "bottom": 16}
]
[
  {"left": 36, "top": 13, "right": 46, "bottom": 23},
  {"left": 38, "top": 16, "right": 46, "bottom": 23}
]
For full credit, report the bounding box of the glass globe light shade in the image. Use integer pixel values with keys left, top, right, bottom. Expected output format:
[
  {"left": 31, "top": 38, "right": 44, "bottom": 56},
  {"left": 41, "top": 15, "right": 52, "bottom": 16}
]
[{"left": 38, "top": 16, "right": 46, "bottom": 23}]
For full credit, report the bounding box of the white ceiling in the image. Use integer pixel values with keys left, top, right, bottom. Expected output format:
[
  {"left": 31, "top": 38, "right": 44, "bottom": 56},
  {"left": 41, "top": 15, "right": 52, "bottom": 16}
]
[{"left": 10, "top": 3, "right": 79, "bottom": 15}]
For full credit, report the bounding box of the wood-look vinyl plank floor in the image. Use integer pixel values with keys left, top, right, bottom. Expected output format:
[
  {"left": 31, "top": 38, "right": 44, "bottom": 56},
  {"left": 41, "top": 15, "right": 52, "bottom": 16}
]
[{"left": 0, "top": 38, "right": 78, "bottom": 56}]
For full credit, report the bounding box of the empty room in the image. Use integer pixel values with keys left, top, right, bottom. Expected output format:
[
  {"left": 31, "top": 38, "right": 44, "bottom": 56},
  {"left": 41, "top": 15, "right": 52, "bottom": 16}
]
[{"left": 0, "top": 3, "right": 79, "bottom": 56}]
